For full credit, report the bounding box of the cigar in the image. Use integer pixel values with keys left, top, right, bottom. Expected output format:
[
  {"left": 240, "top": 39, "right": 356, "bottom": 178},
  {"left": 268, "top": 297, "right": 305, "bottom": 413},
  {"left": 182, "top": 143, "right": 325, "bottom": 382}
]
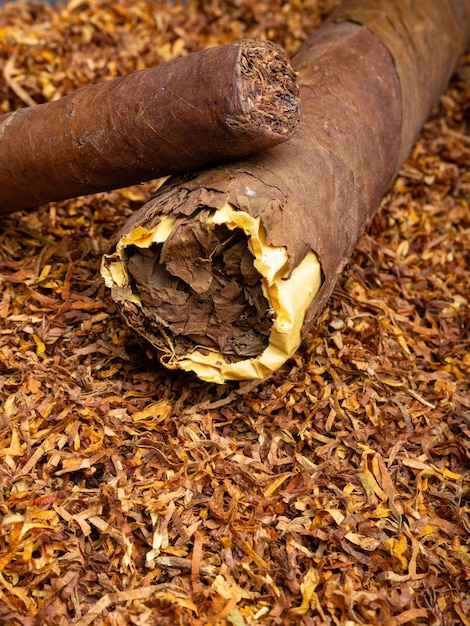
[
  {"left": 0, "top": 39, "right": 299, "bottom": 213},
  {"left": 102, "top": 0, "right": 470, "bottom": 383}
]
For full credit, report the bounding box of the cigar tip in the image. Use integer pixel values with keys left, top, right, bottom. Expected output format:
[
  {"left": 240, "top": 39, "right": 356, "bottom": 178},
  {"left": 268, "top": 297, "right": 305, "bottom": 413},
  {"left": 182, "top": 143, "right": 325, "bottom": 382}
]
[{"left": 228, "top": 38, "right": 300, "bottom": 140}]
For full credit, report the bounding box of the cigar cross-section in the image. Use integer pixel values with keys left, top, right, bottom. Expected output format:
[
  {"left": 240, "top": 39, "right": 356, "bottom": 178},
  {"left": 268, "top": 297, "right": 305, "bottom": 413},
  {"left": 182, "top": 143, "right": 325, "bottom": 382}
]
[
  {"left": 0, "top": 39, "right": 299, "bottom": 214},
  {"left": 102, "top": 196, "right": 321, "bottom": 382},
  {"left": 103, "top": 0, "right": 470, "bottom": 384}
]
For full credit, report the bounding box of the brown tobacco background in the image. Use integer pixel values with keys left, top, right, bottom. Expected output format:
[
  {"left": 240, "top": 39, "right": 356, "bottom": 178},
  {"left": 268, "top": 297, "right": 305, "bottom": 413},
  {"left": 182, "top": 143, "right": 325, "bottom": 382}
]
[{"left": 0, "top": 1, "right": 469, "bottom": 625}]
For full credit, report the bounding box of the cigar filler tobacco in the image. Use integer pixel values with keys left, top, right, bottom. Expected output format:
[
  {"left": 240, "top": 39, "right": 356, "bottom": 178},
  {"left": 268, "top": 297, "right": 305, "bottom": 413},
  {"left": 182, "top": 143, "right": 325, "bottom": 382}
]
[
  {"left": 0, "top": 39, "right": 299, "bottom": 213},
  {"left": 102, "top": 0, "right": 470, "bottom": 384}
]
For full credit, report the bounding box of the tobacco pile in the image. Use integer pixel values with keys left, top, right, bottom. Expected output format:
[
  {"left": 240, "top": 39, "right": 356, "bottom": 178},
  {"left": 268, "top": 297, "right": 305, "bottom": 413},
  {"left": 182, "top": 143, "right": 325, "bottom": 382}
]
[{"left": 0, "top": 1, "right": 469, "bottom": 625}]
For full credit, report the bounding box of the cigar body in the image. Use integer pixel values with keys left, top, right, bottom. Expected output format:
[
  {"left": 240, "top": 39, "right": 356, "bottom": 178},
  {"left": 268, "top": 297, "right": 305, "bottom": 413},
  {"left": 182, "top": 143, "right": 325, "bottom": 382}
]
[
  {"left": 102, "top": 0, "right": 470, "bottom": 383},
  {"left": 0, "top": 39, "right": 299, "bottom": 213}
]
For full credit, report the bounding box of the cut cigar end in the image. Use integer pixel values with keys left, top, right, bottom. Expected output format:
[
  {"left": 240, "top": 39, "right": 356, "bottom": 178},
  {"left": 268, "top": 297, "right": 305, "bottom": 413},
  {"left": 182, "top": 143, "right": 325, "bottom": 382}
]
[
  {"left": 228, "top": 39, "right": 301, "bottom": 138},
  {"left": 102, "top": 203, "right": 321, "bottom": 384}
]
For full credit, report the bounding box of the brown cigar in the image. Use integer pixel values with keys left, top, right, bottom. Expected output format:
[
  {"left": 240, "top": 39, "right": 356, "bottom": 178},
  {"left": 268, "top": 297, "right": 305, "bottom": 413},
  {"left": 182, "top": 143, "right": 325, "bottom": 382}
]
[
  {"left": 0, "top": 39, "right": 299, "bottom": 213},
  {"left": 103, "top": 0, "right": 470, "bottom": 383}
]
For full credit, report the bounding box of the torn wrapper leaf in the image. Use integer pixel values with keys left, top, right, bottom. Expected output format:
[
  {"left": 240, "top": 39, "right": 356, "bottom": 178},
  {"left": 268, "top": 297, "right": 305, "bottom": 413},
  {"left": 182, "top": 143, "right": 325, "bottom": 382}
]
[{"left": 102, "top": 203, "right": 321, "bottom": 384}]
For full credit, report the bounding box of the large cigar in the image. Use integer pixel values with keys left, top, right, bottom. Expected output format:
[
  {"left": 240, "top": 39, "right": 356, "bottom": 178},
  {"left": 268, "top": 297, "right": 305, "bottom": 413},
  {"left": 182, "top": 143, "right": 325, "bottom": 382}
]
[
  {"left": 102, "top": 0, "right": 470, "bottom": 384},
  {"left": 0, "top": 39, "right": 299, "bottom": 213}
]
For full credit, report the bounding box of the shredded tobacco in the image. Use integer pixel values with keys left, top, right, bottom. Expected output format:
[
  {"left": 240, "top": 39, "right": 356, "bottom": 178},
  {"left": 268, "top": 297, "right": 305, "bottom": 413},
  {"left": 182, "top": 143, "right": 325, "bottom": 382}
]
[{"left": 0, "top": 1, "right": 469, "bottom": 625}]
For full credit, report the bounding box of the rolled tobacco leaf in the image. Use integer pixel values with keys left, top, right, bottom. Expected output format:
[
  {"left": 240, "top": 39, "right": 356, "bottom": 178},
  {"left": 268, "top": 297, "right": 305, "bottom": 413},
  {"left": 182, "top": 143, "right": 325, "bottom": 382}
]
[
  {"left": 102, "top": 0, "right": 470, "bottom": 384},
  {"left": 0, "top": 39, "right": 299, "bottom": 213}
]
